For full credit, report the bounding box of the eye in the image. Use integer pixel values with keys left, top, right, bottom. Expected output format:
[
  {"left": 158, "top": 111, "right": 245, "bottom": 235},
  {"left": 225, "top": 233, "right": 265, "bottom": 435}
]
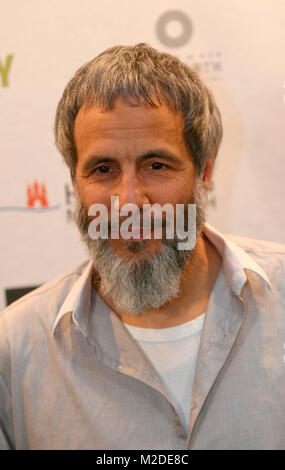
[
  {"left": 150, "top": 162, "right": 167, "bottom": 170},
  {"left": 94, "top": 165, "right": 111, "bottom": 174}
]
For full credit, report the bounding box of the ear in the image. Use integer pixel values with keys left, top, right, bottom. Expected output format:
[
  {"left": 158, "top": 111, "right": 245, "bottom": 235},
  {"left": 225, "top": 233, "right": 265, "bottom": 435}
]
[
  {"left": 71, "top": 172, "right": 77, "bottom": 192},
  {"left": 202, "top": 157, "right": 215, "bottom": 192}
]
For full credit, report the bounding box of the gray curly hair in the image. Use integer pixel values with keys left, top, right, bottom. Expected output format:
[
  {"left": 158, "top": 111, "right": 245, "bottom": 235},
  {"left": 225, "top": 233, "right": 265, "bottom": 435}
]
[{"left": 54, "top": 43, "right": 223, "bottom": 179}]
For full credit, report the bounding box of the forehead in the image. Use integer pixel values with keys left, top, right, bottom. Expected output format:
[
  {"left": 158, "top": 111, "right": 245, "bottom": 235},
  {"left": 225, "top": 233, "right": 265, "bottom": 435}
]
[{"left": 74, "top": 97, "right": 186, "bottom": 153}]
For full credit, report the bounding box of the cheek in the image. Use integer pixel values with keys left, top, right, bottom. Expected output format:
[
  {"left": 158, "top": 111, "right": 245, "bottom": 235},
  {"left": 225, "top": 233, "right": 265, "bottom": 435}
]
[
  {"left": 76, "top": 182, "right": 110, "bottom": 209},
  {"left": 153, "top": 180, "right": 194, "bottom": 206}
]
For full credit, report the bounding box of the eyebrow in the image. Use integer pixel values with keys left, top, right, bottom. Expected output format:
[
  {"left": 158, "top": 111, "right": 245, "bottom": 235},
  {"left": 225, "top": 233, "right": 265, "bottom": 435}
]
[{"left": 81, "top": 149, "right": 182, "bottom": 174}]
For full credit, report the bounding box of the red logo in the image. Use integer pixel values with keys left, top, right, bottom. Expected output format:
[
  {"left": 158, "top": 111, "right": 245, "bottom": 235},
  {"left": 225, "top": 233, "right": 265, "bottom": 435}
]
[{"left": 27, "top": 181, "right": 49, "bottom": 208}]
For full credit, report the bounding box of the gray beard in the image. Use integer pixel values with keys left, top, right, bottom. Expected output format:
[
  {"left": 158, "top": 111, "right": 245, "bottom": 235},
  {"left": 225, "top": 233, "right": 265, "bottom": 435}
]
[{"left": 74, "top": 178, "right": 208, "bottom": 315}]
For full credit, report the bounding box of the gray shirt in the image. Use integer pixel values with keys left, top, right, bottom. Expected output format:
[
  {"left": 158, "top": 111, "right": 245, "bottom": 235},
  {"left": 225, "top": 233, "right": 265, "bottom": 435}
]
[{"left": 0, "top": 223, "right": 285, "bottom": 450}]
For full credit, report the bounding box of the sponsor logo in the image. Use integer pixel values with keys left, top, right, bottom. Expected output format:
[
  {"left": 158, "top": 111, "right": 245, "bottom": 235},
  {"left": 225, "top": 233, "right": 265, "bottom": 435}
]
[
  {"left": 27, "top": 181, "right": 49, "bottom": 208},
  {"left": 185, "top": 51, "right": 222, "bottom": 76},
  {"left": 0, "top": 54, "right": 13, "bottom": 87},
  {"left": 155, "top": 10, "right": 223, "bottom": 79},
  {"left": 0, "top": 180, "right": 60, "bottom": 212},
  {"left": 156, "top": 10, "right": 193, "bottom": 48},
  {"left": 65, "top": 183, "right": 75, "bottom": 222},
  {"left": 208, "top": 181, "right": 216, "bottom": 208}
]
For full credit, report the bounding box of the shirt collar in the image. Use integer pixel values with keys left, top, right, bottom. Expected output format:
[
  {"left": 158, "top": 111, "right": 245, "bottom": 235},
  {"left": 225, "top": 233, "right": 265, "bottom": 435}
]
[
  {"left": 51, "top": 223, "right": 272, "bottom": 338},
  {"left": 202, "top": 223, "right": 272, "bottom": 295},
  {"left": 52, "top": 259, "right": 94, "bottom": 338}
]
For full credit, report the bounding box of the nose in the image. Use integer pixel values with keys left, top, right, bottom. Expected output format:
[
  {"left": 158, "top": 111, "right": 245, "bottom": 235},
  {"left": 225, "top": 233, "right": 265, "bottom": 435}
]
[{"left": 113, "top": 170, "right": 150, "bottom": 211}]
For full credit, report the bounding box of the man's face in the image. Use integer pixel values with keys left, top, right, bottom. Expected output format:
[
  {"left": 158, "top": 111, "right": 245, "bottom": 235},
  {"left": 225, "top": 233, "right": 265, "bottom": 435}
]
[
  {"left": 73, "top": 97, "right": 211, "bottom": 314},
  {"left": 74, "top": 98, "right": 199, "bottom": 252}
]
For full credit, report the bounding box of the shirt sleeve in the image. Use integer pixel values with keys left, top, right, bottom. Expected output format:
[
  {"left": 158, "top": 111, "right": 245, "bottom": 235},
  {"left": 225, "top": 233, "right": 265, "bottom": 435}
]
[
  {"left": 0, "top": 376, "right": 14, "bottom": 450},
  {"left": 0, "top": 312, "right": 15, "bottom": 450}
]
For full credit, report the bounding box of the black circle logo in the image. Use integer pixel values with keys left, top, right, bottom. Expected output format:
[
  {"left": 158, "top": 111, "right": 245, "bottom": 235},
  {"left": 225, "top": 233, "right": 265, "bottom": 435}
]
[{"left": 156, "top": 10, "right": 193, "bottom": 48}]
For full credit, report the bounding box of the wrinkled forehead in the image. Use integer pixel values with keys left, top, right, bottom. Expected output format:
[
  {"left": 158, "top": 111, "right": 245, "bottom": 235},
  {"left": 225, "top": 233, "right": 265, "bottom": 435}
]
[{"left": 74, "top": 96, "right": 185, "bottom": 149}]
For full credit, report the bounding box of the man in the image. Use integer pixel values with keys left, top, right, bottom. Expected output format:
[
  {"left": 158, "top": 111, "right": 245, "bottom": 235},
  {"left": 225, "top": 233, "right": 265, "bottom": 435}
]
[{"left": 0, "top": 43, "right": 285, "bottom": 450}]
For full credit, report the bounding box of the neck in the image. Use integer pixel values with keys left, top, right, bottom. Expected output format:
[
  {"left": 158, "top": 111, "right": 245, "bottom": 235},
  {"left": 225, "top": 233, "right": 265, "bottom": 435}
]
[{"left": 96, "top": 231, "right": 222, "bottom": 329}]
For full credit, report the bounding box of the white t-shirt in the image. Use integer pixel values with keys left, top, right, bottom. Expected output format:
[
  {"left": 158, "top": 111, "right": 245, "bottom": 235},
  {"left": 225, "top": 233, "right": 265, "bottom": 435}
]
[{"left": 124, "top": 312, "right": 205, "bottom": 434}]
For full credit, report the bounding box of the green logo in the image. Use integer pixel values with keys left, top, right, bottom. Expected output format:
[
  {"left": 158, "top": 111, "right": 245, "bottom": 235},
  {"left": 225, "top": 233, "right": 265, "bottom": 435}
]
[{"left": 0, "top": 54, "right": 13, "bottom": 87}]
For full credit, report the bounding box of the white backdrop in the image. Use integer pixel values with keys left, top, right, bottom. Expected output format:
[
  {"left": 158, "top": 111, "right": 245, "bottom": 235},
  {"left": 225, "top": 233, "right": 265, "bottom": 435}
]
[{"left": 1, "top": 0, "right": 285, "bottom": 309}]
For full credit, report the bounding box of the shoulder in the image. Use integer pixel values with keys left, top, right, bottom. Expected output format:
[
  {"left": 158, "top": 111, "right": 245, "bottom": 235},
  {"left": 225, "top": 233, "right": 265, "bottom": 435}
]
[
  {"left": 0, "top": 259, "right": 90, "bottom": 337},
  {"left": 225, "top": 232, "right": 285, "bottom": 265},
  {"left": 225, "top": 232, "right": 285, "bottom": 256},
  {"left": 224, "top": 232, "right": 285, "bottom": 293}
]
